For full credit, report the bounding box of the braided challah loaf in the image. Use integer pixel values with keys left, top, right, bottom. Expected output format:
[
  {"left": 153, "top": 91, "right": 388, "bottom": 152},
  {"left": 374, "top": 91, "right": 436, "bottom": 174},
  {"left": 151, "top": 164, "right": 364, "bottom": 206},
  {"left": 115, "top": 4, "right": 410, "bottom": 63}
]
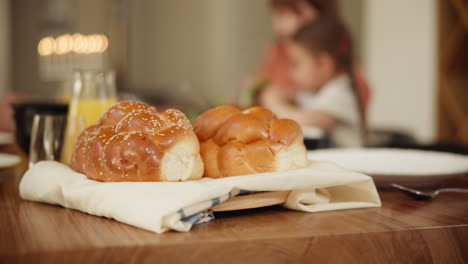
[
  {"left": 193, "top": 106, "right": 307, "bottom": 178},
  {"left": 71, "top": 101, "right": 204, "bottom": 182}
]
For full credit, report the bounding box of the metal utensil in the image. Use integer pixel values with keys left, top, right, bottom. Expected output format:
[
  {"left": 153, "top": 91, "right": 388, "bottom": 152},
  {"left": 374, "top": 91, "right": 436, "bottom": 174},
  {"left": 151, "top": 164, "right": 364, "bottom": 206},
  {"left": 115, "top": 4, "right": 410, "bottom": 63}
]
[{"left": 391, "top": 183, "right": 468, "bottom": 200}]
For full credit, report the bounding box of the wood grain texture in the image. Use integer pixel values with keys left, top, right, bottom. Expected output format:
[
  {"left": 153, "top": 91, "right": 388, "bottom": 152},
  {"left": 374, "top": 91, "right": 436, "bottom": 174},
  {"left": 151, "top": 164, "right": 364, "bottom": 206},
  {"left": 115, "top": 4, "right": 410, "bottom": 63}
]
[
  {"left": 211, "top": 191, "right": 289, "bottom": 212},
  {"left": 1, "top": 144, "right": 468, "bottom": 263}
]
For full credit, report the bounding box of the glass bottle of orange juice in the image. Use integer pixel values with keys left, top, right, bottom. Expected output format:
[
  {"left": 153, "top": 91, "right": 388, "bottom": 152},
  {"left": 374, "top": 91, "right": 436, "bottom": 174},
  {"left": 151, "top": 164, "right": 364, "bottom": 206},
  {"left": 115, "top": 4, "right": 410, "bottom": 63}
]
[{"left": 61, "top": 69, "right": 118, "bottom": 164}]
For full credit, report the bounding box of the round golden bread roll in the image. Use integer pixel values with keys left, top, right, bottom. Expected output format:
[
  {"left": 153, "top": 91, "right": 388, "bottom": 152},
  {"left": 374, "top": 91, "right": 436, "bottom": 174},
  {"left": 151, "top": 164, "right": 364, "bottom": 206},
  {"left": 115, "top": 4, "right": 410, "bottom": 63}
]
[
  {"left": 71, "top": 101, "right": 204, "bottom": 182},
  {"left": 193, "top": 106, "right": 307, "bottom": 178}
]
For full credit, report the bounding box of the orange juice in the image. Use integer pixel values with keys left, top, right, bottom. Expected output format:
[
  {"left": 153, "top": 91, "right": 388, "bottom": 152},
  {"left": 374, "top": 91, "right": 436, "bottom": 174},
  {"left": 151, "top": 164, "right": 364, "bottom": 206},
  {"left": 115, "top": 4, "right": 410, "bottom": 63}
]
[
  {"left": 68, "top": 98, "right": 118, "bottom": 126},
  {"left": 61, "top": 98, "right": 118, "bottom": 164}
]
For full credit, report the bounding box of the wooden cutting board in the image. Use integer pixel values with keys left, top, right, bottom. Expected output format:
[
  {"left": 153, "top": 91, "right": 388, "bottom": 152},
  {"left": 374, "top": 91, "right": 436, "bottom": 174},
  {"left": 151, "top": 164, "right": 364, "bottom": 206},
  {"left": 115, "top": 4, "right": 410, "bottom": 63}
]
[{"left": 211, "top": 191, "right": 289, "bottom": 212}]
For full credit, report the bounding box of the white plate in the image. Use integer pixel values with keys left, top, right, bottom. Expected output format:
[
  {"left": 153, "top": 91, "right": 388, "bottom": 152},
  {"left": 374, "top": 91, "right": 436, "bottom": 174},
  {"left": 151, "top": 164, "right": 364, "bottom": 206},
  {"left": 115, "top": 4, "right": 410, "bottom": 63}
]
[
  {"left": 0, "top": 132, "right": 14, "bottom": 145},
  {"left": 0, "top": 153, "right": 21, "bottom": 169},
  {"left": 308, "top": 148, "right": 468, "bottom": 188}
]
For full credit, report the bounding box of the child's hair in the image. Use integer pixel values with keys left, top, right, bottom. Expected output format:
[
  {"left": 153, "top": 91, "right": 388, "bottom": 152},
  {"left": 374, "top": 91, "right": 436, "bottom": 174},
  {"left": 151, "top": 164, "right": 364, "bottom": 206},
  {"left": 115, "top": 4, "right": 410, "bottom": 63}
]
[
  {"left": 293, "top": 14, "right": 353, "bottom": 78},
  {"left": 270, "top": 0, "right": 338, "bottom": 15}
]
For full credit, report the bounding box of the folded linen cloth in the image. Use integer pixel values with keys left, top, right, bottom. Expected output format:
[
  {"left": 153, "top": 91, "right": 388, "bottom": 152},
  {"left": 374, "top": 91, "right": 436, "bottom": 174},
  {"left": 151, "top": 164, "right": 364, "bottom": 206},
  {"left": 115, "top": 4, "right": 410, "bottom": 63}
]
[{"left": 19, "top": 160, "right": 381, "bottom": 233}]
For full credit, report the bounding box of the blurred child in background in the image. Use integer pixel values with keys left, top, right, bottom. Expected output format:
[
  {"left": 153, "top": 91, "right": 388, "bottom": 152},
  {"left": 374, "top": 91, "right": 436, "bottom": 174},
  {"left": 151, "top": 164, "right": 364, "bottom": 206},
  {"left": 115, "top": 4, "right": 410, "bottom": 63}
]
[
  {"left": 260, "top": 15, "right": 364, "bottom": 147},
  {"left": 245, "top": 0, "right": 338, "bottom": 100}
]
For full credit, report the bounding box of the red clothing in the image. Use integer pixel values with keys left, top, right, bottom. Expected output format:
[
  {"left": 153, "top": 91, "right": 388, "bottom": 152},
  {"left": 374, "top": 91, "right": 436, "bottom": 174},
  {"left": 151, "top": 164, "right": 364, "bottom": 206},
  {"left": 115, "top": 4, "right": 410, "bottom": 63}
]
[{"left": 257, "top": 41, "right": 295, "bottom": 89}]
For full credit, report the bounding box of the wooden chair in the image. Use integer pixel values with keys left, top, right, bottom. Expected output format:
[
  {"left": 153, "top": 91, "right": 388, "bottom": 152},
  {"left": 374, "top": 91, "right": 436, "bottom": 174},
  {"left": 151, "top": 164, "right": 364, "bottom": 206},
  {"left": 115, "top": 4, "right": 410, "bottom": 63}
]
[{"left": 438, "top": 0, "right": 468, "bottom": 145}]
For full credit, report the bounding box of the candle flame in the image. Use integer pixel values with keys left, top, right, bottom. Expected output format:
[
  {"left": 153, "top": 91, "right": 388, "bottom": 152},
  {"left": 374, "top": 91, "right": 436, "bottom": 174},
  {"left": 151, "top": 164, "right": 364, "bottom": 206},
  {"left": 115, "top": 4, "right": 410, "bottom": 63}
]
[{"left": 38, "top": 33, "right": 109, "bottom": 56}]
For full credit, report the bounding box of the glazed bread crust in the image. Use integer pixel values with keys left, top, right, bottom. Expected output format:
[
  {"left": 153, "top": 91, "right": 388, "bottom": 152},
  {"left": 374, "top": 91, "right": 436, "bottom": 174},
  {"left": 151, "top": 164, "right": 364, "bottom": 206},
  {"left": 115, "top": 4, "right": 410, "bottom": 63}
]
[
  {"left": 71, "top": 101, "right": 204, "bottom": 182},
  {"left": 194, "top": 106, "right": 307, "bottom": 178}
]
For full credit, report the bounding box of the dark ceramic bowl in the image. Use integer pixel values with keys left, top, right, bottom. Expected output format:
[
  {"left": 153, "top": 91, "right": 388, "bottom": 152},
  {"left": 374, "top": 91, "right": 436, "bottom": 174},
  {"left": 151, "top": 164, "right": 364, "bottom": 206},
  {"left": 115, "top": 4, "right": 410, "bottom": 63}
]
[
  {"left": 302, "top": 126, "right": 325, "bottom": 150},
  {"left": 11, "top": 102, "right": 68, "bottom": 155}
]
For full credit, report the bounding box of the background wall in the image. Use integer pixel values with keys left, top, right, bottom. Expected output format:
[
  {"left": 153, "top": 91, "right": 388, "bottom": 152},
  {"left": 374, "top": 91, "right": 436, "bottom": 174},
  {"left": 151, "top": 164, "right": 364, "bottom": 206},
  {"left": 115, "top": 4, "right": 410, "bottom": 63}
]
[
  {"left": 339, "top": 0, "right": 364, "bottom": 64},
  {"left": 10, "top": 0, "right": 121, "bottom": 98},
  {"left": 363, "top": 0, "right": 437, "bottom": 142},
  {"left": 0, "top": 0, "right": 10, "bottom": 98},
  {"left": 128, "top": 0, "right": 273, "bottom": 103},
  {"left": 11, "top": 0, "right": 43, "bottom": 96},
  {"left": 7, "top": 0, "right": 438, "bottom": 143}
]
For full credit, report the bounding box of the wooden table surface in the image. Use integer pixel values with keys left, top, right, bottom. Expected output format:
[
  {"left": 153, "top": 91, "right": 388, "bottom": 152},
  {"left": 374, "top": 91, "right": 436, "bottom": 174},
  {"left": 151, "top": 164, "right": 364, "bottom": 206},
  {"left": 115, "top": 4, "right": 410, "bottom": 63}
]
[{"left": 1, "top": 145, "right": 467, "bottom": 263}]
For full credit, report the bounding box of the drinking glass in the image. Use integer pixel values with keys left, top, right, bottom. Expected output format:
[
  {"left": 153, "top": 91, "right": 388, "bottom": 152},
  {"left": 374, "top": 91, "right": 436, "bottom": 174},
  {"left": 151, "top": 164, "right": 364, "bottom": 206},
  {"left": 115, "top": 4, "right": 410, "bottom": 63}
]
[
  {"left": 61, "top": 69, "right": 118, "bottom": 164},
  {"left": 60, "top": 115, "right": 87, "bottom": 165},
  {"left": 29, "top": 114, "right": 67, "bottom": 167},
  {"left": 67, "top": 69, "right": 118, "bottom": 126}
]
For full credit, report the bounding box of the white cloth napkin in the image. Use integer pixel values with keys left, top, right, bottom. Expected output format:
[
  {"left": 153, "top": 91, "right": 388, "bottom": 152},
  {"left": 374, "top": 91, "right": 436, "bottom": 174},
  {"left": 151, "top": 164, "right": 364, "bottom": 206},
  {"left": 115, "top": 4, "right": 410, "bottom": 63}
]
[{"left": 19, "top": 161, "right": 381, "bottom": 234}]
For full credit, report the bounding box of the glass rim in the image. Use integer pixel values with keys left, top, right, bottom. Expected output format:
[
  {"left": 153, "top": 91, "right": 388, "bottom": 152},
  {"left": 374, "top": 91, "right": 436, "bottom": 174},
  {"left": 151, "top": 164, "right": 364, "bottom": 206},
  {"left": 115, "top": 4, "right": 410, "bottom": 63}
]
[{"left": 32, "top": 113, "right": 68, "bottom": 119}]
